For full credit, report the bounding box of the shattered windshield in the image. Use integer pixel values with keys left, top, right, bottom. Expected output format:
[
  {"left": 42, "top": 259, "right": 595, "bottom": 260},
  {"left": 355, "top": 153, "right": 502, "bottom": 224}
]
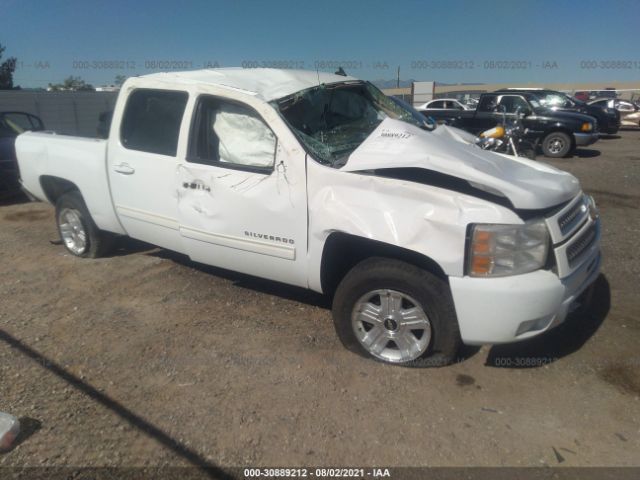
[{"left": 272, "top": 81, "right": 426, "bottom": 167}]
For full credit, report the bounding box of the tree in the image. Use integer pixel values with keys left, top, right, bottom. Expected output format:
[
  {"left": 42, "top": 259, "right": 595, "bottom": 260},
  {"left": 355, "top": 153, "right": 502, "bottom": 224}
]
[
  {"left": 48, "top": 76, "right": 95, "bottom": 91},
  {"left": 114, "top": 74, "right": 127, "bottom": 87},
  {"left": 0, "top": 43, "right": 17, "bottom": 90}
]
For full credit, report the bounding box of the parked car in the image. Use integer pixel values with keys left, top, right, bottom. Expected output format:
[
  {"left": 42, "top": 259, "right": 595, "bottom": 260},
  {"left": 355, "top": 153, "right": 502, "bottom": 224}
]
[
  {"left": 416, "top": 98, "right": 469, "bottom": 112},
  {"left": 0, "top": 112, "right": 45, "bottom": 194},
  {"left": 416, "top": 98, "right": 472, "bottom": 124},
  {"left": 495, "top": 88, "right": 620, "bottom": 134},
  {"left": 422, "top": 91, "right": 599, "bottom": 157},
  {"left": 589, "top": 98, "right": 640, "bottom": 127},
  {"left": 16, "top": 68, "right": 601, "bottom": 366}
]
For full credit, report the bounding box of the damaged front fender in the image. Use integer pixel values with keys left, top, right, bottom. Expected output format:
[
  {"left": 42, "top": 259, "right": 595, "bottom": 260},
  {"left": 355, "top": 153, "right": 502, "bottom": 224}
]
[{"left": 306, "top": 158, "right": 522, "bottom": 292}]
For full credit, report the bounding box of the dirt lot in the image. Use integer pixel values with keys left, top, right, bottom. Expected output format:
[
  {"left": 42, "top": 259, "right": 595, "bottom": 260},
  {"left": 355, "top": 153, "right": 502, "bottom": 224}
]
[{"left": 1, "top": 130, "right": 639, "bottom": 474}]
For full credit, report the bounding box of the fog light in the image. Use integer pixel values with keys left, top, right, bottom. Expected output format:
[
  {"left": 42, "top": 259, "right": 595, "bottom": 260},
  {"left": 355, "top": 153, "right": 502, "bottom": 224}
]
[{"left": 515, "top": 316, "right": 552, "bottom": 336}]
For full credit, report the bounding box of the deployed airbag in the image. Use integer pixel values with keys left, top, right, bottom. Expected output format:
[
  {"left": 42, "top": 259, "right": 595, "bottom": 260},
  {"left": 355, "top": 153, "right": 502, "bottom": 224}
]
[{"left": 213, "top": 104, "right": 276, "bottom": 167}]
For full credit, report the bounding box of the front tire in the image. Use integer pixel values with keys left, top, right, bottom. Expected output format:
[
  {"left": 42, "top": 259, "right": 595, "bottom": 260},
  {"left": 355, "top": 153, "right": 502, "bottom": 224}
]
[
  {"left": 55, "top": 191, "right": 114, "bottom": 258},
  {"left": 542, "top": 131, "right": 572, "bottom": 158},
  {"left": 332, "top": 258, "right": 461, "bottom": 367}
]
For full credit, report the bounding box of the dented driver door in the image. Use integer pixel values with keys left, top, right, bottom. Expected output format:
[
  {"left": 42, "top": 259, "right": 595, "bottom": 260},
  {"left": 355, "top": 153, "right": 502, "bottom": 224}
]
[{"left": 176, "top": 96, "right": 308, "bottom": 287}]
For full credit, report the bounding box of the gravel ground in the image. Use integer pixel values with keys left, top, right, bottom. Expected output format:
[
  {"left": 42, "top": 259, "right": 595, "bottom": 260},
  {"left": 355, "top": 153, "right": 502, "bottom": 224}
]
[{"left": 0, "top": 130, "right": 639, "bottom": 473}]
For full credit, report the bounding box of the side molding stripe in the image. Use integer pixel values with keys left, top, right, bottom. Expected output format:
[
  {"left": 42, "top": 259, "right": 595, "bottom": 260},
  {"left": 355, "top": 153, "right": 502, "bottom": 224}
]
[
  {"left": 180, "top": 226, "right": 296, "bottom": 260},
  {"left": 115, "top": 205, "right": 179, "bottom": 230}
]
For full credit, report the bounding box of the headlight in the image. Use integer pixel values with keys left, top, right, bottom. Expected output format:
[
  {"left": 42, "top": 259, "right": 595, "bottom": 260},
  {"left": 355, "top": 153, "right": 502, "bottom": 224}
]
[
  {"left": 580, "top": 122, "right": 593, "bottom": 132},
  {"left": 586, "top": 194, "right": 599, "bottom": 221},
  {"left": 467, "top": 220, "right": 549, "bottom": 277}
]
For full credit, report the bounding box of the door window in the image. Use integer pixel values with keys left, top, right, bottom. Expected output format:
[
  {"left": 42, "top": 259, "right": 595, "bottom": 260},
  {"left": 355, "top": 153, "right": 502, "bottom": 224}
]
[
  {"left": 120, "top": 89, "right": 188, "bottom": 156},
  {"left": 189, "top": 97, "right": 276, "bottom": 171}
]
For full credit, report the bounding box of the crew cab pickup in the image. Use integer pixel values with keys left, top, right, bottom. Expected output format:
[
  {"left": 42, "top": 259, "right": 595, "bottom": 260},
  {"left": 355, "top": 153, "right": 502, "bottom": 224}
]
[
  {"left": 16, "top": 69, "right": 602, "bottom": 366},
  {"left": 423, "top": 91, "right": 600, "bottom": 158}
]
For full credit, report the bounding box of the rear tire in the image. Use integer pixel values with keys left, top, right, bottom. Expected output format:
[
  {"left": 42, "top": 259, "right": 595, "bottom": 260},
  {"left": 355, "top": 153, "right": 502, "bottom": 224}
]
[
  {"left": 542, "top": 132, "right": 572, "bottom": 158},
  {"left": 332, "top": 257, "right": 461, "bottom": 367},
  {"left": 55, "top": 191, "right": 114, "bottom": 258}
]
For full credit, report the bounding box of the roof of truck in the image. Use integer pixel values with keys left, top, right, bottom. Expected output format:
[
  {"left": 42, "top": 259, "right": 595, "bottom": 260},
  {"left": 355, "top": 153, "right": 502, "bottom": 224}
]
[{"left": 139, "top": 68, "right": 359, "bottom": 101}]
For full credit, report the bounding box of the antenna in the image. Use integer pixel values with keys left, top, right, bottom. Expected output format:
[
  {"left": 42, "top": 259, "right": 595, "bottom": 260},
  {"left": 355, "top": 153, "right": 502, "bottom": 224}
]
[{"left": 316, "top": 66, "right": 321, "bottom": 86}]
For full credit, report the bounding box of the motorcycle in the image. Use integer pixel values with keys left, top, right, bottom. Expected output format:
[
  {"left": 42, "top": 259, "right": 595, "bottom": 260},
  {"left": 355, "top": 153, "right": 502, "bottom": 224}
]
[{"left": 476, "top": 106, "right": 537, "bottom": 159}]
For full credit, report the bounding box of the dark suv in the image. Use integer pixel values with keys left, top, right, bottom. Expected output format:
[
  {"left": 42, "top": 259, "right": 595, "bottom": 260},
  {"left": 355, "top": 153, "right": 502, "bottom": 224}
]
[{"left": 495, "top": 88, "right": 620, "bottom": 134}]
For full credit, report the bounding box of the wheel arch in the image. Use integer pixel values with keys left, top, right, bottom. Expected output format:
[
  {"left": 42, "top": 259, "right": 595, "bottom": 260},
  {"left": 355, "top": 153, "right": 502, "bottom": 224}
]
[
  {"left": 40, "top": 175, "right": 82, "bottom": 205},
  {"left": 320, "top": 231, "right": 448, "bottom": 296}
]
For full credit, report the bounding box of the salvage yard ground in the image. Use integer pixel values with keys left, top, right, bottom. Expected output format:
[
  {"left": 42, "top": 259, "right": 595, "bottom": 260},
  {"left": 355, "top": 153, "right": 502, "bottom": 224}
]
[{"left": 1, "top": 130, "right": 639, "bottom": 470}]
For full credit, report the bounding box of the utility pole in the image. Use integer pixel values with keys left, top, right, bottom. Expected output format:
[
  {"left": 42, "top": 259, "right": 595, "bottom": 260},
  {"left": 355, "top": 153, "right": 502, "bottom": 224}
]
[{"left": 396, "top": 66, "right": 400, "bottom": 88}]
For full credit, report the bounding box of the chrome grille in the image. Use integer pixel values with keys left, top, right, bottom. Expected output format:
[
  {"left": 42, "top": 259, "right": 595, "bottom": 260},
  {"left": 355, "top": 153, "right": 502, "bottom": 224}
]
[
  {"left": 547, "top": 192, "right": 600, "bottom": 278},
  {"left": 558, "top": 198, "right": 587, "bottom": 236},
  {"left": 567, "top": 223, "right": 597, "bottom": 267}
]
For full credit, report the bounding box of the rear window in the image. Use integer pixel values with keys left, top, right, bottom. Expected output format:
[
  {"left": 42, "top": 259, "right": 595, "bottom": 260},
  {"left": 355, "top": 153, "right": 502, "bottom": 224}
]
[{"left": 120, "top": 89, "right": 188, "bottom": 156}]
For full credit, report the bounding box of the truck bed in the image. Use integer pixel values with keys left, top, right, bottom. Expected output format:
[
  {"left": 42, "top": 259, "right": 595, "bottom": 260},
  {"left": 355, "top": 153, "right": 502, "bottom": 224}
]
[{"left": 15, "top": 132, "right": 123, "bottom": 234}]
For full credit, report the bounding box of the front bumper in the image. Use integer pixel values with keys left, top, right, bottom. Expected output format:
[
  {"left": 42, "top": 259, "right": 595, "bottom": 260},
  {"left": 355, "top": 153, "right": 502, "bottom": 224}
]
[
  {"left": 449, "top": 247, "right": 601, "bottom": 345},
  {"left": 574, "top": 132, "right": 599, "bottom": 146}
]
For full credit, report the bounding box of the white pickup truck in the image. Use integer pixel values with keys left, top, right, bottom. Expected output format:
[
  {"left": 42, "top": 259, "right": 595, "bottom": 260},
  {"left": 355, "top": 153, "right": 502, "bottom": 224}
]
[{"left": 16, "top": 68, "right": 601, "bottom": 366}]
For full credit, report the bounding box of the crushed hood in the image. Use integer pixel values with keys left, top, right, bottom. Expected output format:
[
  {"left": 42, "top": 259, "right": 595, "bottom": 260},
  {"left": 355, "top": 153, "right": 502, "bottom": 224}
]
[{"left": 341, "top": 119, "right": 580, "bottom": 210}]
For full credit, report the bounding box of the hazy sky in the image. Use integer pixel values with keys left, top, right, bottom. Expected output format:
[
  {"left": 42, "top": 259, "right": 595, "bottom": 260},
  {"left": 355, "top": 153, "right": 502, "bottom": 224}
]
[{"left": 2, "top": 0, "right": 639, "bottom": 88}]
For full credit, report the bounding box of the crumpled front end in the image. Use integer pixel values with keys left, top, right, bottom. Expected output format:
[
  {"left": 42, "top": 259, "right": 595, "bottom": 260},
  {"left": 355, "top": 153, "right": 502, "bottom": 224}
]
[{"left": 305, "top": 156, "right": 524, "bottom": 292}]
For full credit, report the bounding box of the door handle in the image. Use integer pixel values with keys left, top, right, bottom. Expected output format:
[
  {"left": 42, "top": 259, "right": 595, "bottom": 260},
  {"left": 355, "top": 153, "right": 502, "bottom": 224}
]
[{"left": 113, "top": 163, "right": 135, "bottom": 175}]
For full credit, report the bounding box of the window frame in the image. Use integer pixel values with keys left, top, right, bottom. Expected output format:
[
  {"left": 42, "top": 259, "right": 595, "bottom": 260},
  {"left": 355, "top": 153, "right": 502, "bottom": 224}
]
[
  {"left": 119, "top": 88, "right": 189, "bottom": 157},
  {"left": 187, "top": 94, "right": 277, "bottom": 175},
  {"left": 497, "top": 95, "right": 532, "bottom": 115}
]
